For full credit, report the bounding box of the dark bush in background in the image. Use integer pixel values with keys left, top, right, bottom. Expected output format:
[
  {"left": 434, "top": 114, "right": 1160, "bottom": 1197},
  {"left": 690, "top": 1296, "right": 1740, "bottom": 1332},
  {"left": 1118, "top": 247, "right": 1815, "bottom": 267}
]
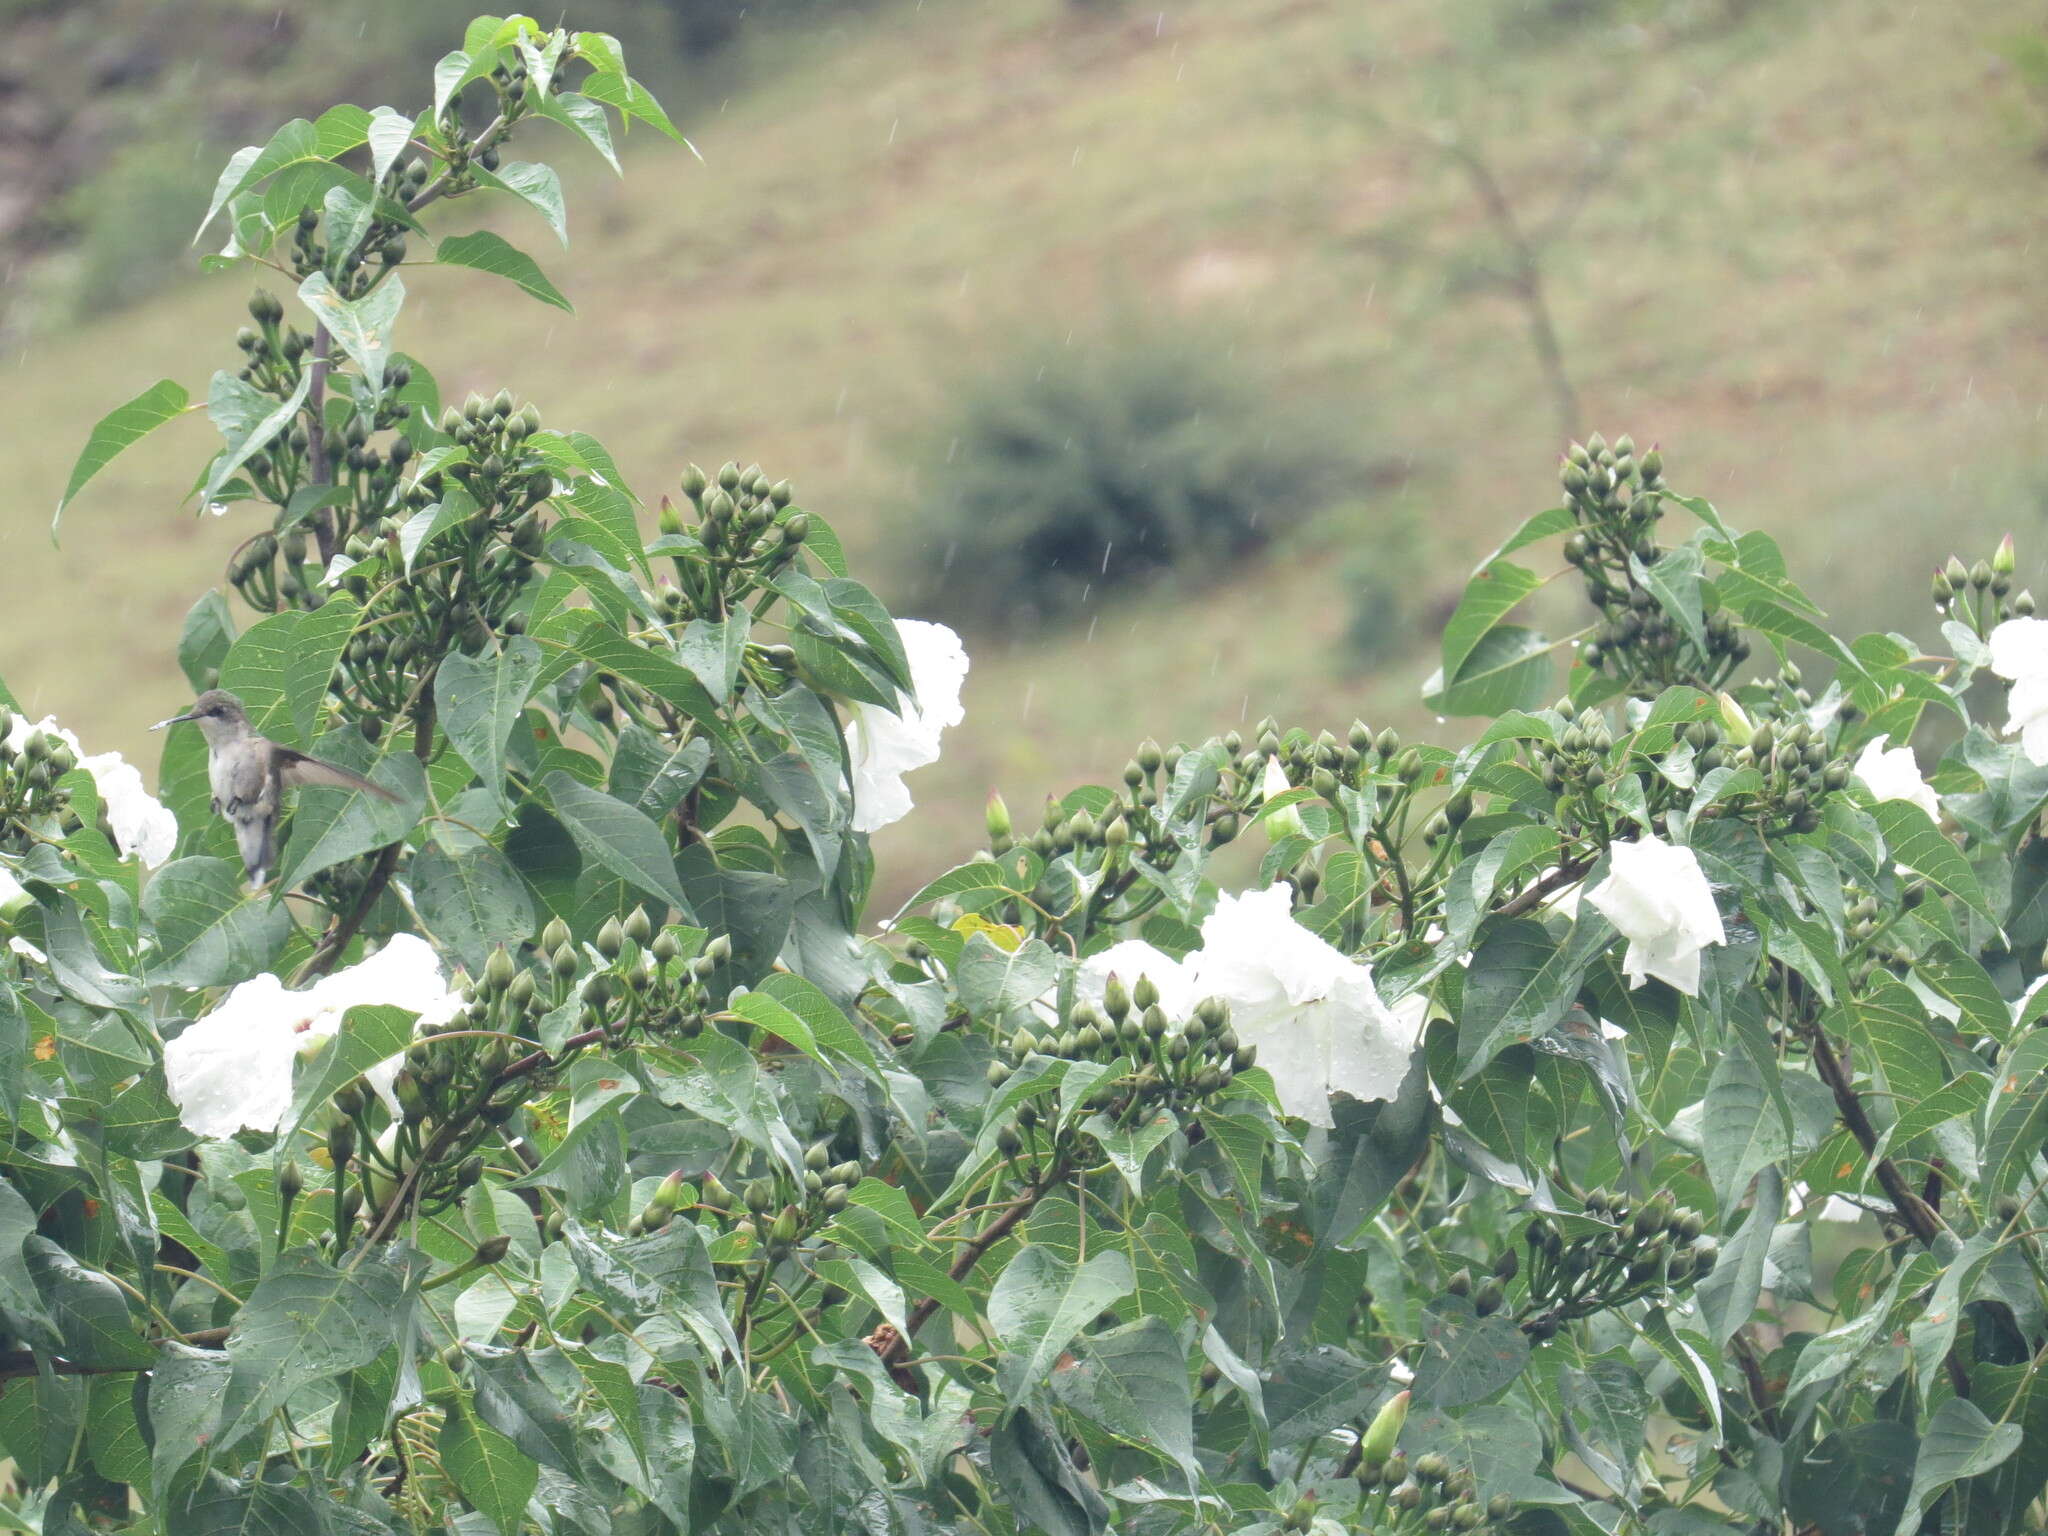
[{"left": 910, "top": 316, "right": 1362, "bottom": 630}]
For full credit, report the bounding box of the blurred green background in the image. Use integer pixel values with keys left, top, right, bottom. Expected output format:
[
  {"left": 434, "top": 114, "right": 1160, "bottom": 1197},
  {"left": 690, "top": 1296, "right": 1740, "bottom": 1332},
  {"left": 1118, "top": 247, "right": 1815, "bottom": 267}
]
[{"left": 0, "top": 0, "right": 2043, "bottom": 892}]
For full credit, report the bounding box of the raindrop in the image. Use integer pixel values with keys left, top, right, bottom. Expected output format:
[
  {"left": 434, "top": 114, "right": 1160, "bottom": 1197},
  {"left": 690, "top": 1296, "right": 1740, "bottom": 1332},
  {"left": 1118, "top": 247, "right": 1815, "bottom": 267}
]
[
  {"left": 1434, "top": 716, "right": 1447, "bottom": 726},
  {"left": 1100, "top": 543, "right": 1114, "bottom": 574},
  {"left": 1021, "top": 682, "right": 1036, "bottom": 719},
  {"left": 1085, "top": 617, "right": 1099, "bottom": 644}
]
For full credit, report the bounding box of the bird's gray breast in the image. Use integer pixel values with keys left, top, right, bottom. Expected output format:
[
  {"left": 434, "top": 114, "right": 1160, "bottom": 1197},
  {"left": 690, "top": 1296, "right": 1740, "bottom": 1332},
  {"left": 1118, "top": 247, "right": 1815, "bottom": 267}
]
[{"left": 209, "top": 743, "right": 273, "bottom": 817}]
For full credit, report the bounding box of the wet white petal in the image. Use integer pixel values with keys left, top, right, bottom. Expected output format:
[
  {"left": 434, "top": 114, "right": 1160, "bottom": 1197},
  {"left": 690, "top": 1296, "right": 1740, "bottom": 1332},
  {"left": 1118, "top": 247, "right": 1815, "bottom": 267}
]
[
  {"left": 5, "top": 715, "right": 177, "bottom": 866},
  {"left": 164, "top": 934, "right": 460, "bottom": 1138},
  {"left": 1853, "top": 739, "right": 1940, "bottom": 819},
  {"left": 1189, "top": 885, "right": 1417, "bottom": 1128},
  {"left": 846, "top": 619, "right": 969, "bottom": 834},
  {"left": 1990, "top": 619, "right": 2048, "bottom": 766},
  {"left": 1586, "top": 835, "right": 1725, "bottom": 997}
]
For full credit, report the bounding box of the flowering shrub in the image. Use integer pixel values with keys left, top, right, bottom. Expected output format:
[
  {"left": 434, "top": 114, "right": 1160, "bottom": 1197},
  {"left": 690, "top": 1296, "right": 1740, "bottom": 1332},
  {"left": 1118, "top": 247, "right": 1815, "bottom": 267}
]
[{"left": 5, "top": 14, "right": 2048, "bottom": 1536}]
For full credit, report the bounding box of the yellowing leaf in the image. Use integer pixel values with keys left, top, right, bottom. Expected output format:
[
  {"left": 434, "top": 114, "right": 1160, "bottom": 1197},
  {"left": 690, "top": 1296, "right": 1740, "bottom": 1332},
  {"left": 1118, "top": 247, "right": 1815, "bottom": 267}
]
[{"left": 952, "top": 913, "right": 1024, "bottom": 953}]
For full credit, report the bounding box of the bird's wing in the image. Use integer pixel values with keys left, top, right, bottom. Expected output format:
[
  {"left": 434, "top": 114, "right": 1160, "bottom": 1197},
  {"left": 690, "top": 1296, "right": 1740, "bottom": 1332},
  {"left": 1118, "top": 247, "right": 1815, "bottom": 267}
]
[{"left": 275, "top": 748, "right": 401, "bottom": 802}]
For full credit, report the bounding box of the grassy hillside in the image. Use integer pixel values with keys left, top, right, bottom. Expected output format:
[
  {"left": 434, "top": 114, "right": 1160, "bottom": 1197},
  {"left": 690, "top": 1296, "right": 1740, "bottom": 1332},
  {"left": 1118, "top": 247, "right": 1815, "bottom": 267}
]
[{"left": 1, "top": 0, "right": 2042, "bottom": 898}]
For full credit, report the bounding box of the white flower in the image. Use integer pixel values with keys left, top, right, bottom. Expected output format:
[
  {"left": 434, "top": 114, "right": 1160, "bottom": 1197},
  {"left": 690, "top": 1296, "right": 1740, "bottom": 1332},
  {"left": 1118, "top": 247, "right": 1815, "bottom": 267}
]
[
  {"left": 1188, "top": 884, "right": 1418, "bottom": 1129},
  {"left": 80, "top": 751, "right": 179, "bottom": 867},
  {"left": 846, "top": 620, "right": 968, "bottom": 834},
  {"left": 164, "top": 934, "right": 460, "bottom": 1139},
  {"left": 1990, "top": 618, "right": 2048, "bottom": 766},
  {"left": 1852, "top": 738, "right": 1940, "bottom": 819},
  {"left": 1585, "top": 834, "right": 1726, "bottom": 996},
  {"left": 1791, "top": 1181, "right": 1865, "bottom": 1223},
  {"left": 5, "top": 714, "right": 177, "bottom": 867}
]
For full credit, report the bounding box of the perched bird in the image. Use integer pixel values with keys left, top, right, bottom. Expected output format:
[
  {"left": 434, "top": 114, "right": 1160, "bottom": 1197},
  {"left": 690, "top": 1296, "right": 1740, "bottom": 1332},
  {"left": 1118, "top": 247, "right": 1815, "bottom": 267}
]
[{"left": 153, "top": 689, "right": 399, "bottom": 886}]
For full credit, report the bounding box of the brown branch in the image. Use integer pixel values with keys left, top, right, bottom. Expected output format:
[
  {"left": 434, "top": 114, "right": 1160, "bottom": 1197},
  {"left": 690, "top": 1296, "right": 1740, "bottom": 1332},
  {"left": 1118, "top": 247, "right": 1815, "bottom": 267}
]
[
  {"left": 1805, "top": 1020, "right": 1971, "bottom": 1398},
  {"left": 873, "top": 1155, "right": 1075, "bottom": 1367},
  {"left": 1496, "top": 857, "right": 1594, "bottom": 920},
  {"left": 0, "top": 1325, "right": 231, "bottom": 1382}
]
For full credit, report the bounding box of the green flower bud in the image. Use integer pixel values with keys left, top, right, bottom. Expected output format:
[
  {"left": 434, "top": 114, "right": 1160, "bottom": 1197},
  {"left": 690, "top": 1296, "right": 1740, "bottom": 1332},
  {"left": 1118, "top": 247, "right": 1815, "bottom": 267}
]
[
  {"left": 744, "top": 1178, "right": 776, "bottom": 1214},
  {"left": 483, "top": 946, "right": 516, "bottom": 995},
  {"left": 1358, "top": 1388, "right": 1409, "bottom": 1468},
  {"left": 770, "top": 1205, "right": 801, "bottom": 1245},
  {"left": 700, "top": 1174, "right": 735, "bottom": 1211}
]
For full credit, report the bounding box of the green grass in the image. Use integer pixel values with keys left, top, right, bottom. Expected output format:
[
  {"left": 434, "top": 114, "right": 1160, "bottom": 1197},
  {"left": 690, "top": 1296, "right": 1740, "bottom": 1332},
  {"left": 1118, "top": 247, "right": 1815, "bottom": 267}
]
[{"left": 2, "top": 0, "right": 2043, "bottom": 901}]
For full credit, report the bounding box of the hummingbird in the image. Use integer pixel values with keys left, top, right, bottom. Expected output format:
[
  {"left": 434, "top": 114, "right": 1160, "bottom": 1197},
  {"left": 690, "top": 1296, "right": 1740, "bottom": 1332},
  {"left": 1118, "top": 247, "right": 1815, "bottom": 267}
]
[{"left": 153, "top": 689, "right": 399, "bottom": 887}]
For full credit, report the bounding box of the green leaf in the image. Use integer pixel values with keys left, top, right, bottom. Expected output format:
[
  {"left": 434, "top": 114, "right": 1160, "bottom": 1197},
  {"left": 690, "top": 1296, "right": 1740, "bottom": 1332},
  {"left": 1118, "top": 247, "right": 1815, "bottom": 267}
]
[
  {"left": 435, "top": 637, "right": 542, "bottom": 811},
  {"left": 1458, "top": 915, "right": 1606, "bottom": 1077},
  {"left": 440, "top": 1397, "right": 538, "bottom": 1536},
  {"left": 1787, "top": 1420, "right": 1919, "bottom": 1536},
  {"left": 1051, "top": 1316, "right": 1195, "bottom": 1483},
  {"left": 438, "top": 230, "right": 573, "bottom": 311},
  {"left": 541, "top": 771, "right": 690, "bottom": 917},
  {"left": 365, "top": 105, "right": 416, "bottom": 186},
  {"left": 22, "top": 1239, "right": 152, "bottom": 1368},
  {"left": 177, "top": 589, "right": 237, "bottom": 693},
  {"left": 755, "top": 971, "right": 883, "bottom": 1075},
  {"left": 53, "top": 378, "right": 189, "bottom": 532},
  {"left": 1414, "top": 1294, "right": 1529, "bottom": 1407},
  {"left": 1442, "top": 560, "right": 1544, "bottom": 685},
  {"left": 140, "top": 855, "right": 291, "bottom": 987},
  {"left": 1423, "top": 624, "right": 1556, "bottom": 718},
  {"left": 534, "top": 91, "right": 620, "bottom": 173},
  {"left": 1630, "top": 543, "right": 1708, "bottom": 652},
  {"left": 1875, "top": 799, "right": 1997, "bottom": 928},
  {"left": 579, "top": 70, "right": 688, "bottom": 143},
  {"left": 1703, "top": 1047, "right": 1791, "bottom": 1210},
  {"left": 1898, "top": 1398, "right": 2023, "bottom": 1536},
  {"left": 200, "top": 364, "right": 315, "bottom": 510},
  {"left": 297, "top": 271, "right": 404, "bottom": 396},
  {"left": 148, "top": 1342, "right": 230, "bottom": 1497},
  {"left": 465, "top": 1345, "right": 580, "bottom": 1474},
  {"left": 956, "top": 934, "right": 1059, "bottom": 1023},
  {"left": 561, "top": 1219, "right": 740, "bottom": 1364},
  {"left": 678, "top": 615, "right": 750, "bottom": 701},
  {"left": 473, "top": 160, "right": 569, "bottom": 245},
  {"left": 989, "top": 1405, "right": 1111, "bottom": 1536},
  {"left": 218, "top": 1251, "right": 406, "bottom": 1438},
  {"left": 413, "top": 842, "right": 536, "bottom": 972},
  {"left": 988, "top": 1246, "right": 1134, "bottom": 1411},
  {"left": 1696, "top": 1166, "right": 1784, "bottom": 1343},
  {"left": 166, "top": 1474, "right": 335, "bottom": 1536}
]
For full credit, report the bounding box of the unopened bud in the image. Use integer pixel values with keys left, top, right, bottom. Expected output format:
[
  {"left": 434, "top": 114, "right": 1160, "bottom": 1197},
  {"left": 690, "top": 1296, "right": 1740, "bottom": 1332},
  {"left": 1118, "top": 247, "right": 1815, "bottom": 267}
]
[{"left": 1359, "top": 1388, "right": 1409, "bottom": 1468}]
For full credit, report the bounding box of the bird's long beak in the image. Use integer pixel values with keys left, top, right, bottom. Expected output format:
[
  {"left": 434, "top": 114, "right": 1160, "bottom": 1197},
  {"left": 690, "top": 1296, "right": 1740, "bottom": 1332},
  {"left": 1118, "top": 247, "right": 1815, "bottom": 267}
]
[{"left": 151, "top": 711, "right": 197, "bottom": 732}]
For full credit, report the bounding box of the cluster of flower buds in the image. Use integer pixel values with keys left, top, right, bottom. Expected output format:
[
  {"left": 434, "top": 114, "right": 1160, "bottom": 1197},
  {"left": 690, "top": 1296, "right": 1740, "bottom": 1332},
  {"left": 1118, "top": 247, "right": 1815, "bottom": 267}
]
[
  {"left": 1333, "top": 1393, "right": 1514, "bottom": 1534},
  {"left": 1560, "top": 437, "right": 1750, "bottom": 691},
  {"left": 425, "top": 390, "right": 555, "bottom": 518},
  {"left": 668, "top": 1142, "right": 865, "bottom": 1271},
  {"left": 0, "top": 708, "right": 77, "bottom": 849},
  {"left": 1730, "top": 715, "right": 1846, "bottom": 836},
  {"left": 568, "top": 910, "right": 729, "bottom": 1044},
  {"left": 988, "top": 986, "right": 1253, "bottom": 1158},
  {"left": 1521, "top": 1189, "right": 1716, "bottom": 1337},
  {"left": 654, "top": 461, "right": 808, "bottom": 622},
  {"left": 286, "top": 171, "right": 420, "bottom": 291},
  {"left": 1932, "top": 535, "right": 2031, "bottom": 633}
]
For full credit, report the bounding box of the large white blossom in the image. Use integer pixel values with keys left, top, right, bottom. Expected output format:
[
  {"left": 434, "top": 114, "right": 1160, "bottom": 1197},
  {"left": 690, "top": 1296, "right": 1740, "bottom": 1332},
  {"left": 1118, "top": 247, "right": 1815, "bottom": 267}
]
[
  {"left": 846, "top": 620, "right": 969, "bottom": 834},
  {"left": 1189, "top": 884, "right": 1418, "bottom": 1129},
  {"left": 5, "top": 713, "right": 177, "bottom": 867},
  {"left": 1852, "top": 737, "right": 1940, "bottom": 819},
  {"left": 0, "top": 864, "right": 26, "bottom": 920},
  {"left": 1586, "top": 834, "right": 1726, "bottom": 996},
  {"left": 164, "top": 934, "right": 460, "bottom": 1139},
  {"left": 1990, "top": 618, "right": 2048, "bottom": 766}
]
